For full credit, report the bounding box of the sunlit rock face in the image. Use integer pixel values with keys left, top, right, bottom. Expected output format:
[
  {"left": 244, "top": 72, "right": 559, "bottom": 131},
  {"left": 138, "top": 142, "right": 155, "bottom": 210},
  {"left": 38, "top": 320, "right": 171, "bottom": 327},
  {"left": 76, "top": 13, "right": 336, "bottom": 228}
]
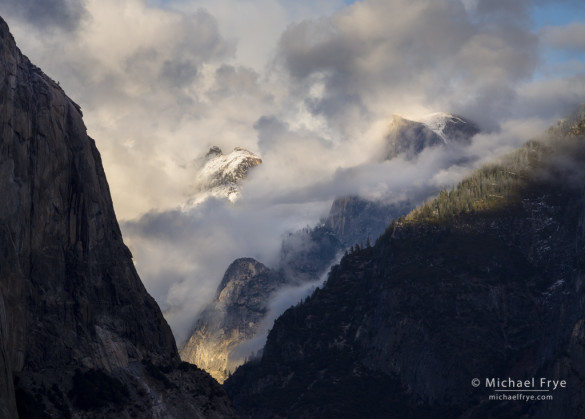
[
  {"left": 180, "top": 227, "right": 344, "bottom": 383},
  {"left": 0, "top": 16, "right": 235, "bottom": 418},
  {"left": 180, "top": 258, "right": 286, "bottom": 383}
]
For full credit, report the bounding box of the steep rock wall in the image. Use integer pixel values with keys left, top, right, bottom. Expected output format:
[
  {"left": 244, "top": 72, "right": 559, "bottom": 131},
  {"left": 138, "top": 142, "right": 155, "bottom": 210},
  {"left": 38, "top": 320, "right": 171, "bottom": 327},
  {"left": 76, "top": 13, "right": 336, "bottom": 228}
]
[{"left": 0, "top": 16, "right": 235, "bottom": 418}]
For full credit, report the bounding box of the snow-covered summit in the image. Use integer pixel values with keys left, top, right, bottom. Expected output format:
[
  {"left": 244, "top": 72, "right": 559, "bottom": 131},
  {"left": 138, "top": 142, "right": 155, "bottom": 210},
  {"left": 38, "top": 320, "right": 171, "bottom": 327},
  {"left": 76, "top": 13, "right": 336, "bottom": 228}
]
[
  {"left": 385, "top": 112, "right": 479, "bottom": 160},
  {"left": 201, "top": 146, "right": 262, "bottom": 190},
  {"left": 185, "top": 146, "right": 262, "bottom": 207}
]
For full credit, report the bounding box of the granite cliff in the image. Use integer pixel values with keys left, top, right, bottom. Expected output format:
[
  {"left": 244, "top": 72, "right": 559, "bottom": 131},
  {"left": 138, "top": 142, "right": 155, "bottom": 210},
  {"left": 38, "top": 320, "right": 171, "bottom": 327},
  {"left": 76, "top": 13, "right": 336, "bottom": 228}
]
[
  {"left": 180, "top": 258, "right": 287, "bottom": 382},
  {"left": 0, "top": 16, "right": 235, "bottom": 418}
]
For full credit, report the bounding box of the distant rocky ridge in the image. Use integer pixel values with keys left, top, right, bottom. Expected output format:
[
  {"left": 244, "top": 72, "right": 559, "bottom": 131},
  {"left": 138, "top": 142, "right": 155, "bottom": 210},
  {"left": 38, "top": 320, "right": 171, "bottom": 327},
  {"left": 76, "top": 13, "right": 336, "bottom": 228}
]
[
  {"left": 224, "top": 109, "right": 585, "bottom": 418},
  {"left": 0, "top": 16, "right": 235, "bottom": 418},
  {"left": 323, "top": 196, "right": 410, "bottom": 248},
  {"left": 185, "top": 146, "right": 262, "bottom": 206},
  {"left": 180, "top": 112, "right": 479, "bottom": 382}
]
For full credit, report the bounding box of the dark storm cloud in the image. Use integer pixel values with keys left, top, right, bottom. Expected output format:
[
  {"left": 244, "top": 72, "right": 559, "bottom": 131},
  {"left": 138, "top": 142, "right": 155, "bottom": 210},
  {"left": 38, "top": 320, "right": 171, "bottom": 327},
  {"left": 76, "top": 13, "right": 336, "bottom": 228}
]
[
  {"left": 160, "top": 59, "right": 198, "bottom": 88},
  {"left": 514, "top": 75, "right": 585, "bottom": 121},
  {"left": 254, "top": 115, "right": 290, "bottom": 149},
  {"left": 210, "top": 65, "right": 263, "bottom": 98},
  {"left": 124, "top": 208, "right": 195, "bottom": 241},
  {"left": 0, "top": 0, "right": 86, "bottom": 31},
  {"left": 473, "top": 0, "right": 530, "bottom": 18},
  {"left": 277, "top": 18, "right": 351, "bottom": 79},
  {"left": 134, "top": 9, "right": 233, "bottom": 91},
  {"left": 275, "top": 0, "right": 539, "bottom": 130},
  {"left": 176, "top": 9, "right": 234, "bottom": 62}
]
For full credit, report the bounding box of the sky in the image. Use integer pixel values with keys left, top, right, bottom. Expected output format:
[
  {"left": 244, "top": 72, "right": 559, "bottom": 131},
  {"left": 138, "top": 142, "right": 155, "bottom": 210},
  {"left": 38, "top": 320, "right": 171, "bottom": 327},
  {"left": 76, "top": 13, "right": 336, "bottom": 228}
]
[{"left": 1, "top": 0, "right": 584, "bottom": 344}]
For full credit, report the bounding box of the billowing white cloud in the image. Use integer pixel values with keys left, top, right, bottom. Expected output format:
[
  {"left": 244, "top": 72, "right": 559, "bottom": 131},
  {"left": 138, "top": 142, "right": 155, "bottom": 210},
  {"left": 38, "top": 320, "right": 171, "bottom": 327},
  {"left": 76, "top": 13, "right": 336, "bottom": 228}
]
[
  {"left": 275, "top": 0, "right": 540, "bottom": 132},
  {"left": 122, "top": 196, "right": 331, "bottom": 343}
]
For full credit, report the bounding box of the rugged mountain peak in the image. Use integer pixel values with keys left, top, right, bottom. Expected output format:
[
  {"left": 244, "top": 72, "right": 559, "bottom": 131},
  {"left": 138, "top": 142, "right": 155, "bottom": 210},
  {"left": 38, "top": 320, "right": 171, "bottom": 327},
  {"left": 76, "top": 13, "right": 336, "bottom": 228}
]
[
  {"left": 385, "top": 115, "right": 443, "bottom": 160},
  {"left": 186, "top": 146, "right": 262, "bottom": 206},
  {"left": 201, "top": 146, "right": 262, "bottom": 189},
  {"left": 0, "top": 16, "right": 235, "bottom": 418},
  {"left": 216, "top": 258, "right": 273, "bottom": 301}
]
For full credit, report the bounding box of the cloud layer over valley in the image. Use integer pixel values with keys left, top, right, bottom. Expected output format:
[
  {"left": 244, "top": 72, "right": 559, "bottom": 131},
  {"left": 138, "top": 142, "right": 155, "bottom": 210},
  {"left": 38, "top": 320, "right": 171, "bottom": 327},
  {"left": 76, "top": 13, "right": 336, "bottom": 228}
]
[{"left": 2, "top": 0, "right": 584, "bottom": 343}]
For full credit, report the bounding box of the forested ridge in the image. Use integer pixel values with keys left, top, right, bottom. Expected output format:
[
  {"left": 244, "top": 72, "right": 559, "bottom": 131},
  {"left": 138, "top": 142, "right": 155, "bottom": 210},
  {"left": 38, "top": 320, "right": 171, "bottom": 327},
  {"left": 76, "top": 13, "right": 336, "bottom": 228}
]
[{"left": 404, "top": 106, "right": 585, "bottom": 225}]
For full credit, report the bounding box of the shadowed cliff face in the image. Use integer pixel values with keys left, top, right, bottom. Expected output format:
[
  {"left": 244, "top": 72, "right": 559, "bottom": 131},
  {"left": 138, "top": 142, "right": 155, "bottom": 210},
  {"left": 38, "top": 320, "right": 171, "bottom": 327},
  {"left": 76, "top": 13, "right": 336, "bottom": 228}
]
[
  {"left": 0, "top": 16, "right": 235, "bottom": 418},
  {"left": 225, "top": 117, "right": 585, "bottom": 418}
]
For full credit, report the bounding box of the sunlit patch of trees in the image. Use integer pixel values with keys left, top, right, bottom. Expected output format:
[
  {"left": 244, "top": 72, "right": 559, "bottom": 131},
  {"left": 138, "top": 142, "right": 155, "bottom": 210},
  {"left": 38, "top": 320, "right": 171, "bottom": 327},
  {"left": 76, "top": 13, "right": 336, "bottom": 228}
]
[{"left": 404, "top": 139, "right": 548, "bottom": 223}]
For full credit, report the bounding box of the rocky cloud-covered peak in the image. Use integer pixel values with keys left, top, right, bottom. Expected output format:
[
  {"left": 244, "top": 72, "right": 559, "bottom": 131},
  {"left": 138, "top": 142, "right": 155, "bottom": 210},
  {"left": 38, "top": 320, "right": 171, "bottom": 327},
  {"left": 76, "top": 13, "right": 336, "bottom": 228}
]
[{"left": 385, "top": 113, "right": 479, "bottom": 160}]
